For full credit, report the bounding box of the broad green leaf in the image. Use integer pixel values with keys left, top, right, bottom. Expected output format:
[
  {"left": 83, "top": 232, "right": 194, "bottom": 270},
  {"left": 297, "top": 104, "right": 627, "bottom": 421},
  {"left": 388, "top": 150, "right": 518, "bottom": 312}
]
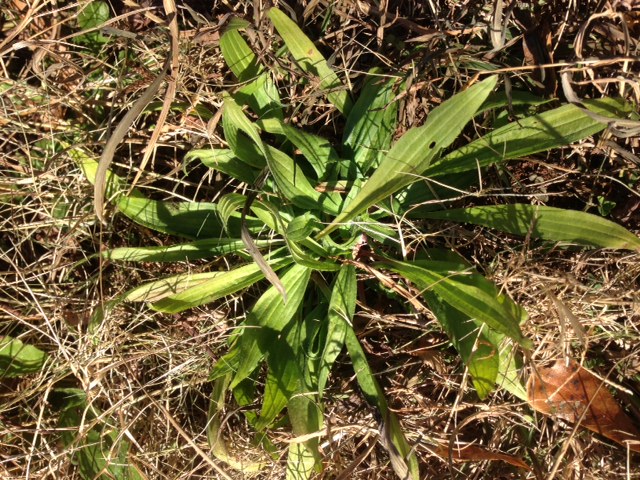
[
  {"left": 150, "top": 254, "right": 293, "bottom": 313},
  {"left": 58, "top": 388, "right": 144, "bottom": 480},
  {"left": 383, "top": 259, "right": 531, "bottom": 348},
  {"left": 422, "top": 204, "right": 640, "bottom": 251},
  {"left": 0, "top": 337, "right": 47, "bottom": 377},
  {"left": 318, "top": 265, "right": 356, "bottom": 396},
  {"left": 76, "top": 1, "right": 110, "bottom": 45},
  {"left": 484, "top": 329, "right": 527, "bottom": 400},
  {"left": 345, "top": 326, "right": 420, "bottom": 480},
  {"left": 343, "top": 73, "right": 399, "bottom": 173},
  {"left": 117, "top": 196, "right": 262, "bottom": 239},
  {"left": 287, "top": 392, "right": 323, "bottom": 477},
  {"left": 319, "top": 76, "right": 498, "bottom": 237},
  {"left": 230, "top": 264, "right": 312, "bottom": 389},
  {"left": 186, "top": 148, "right": 260, "bottom": 184},
  {"left": 268, "top": 7, "right": 353, "bottom": 115},
  {"left": 430, "top": 98, "right": 633, "bottom": 176},
  {"left": 220, "top": 21, "right": 260, "bottom": 81},
  {"left": 103, "top": 238, "right": 278, "bottom": 263}
]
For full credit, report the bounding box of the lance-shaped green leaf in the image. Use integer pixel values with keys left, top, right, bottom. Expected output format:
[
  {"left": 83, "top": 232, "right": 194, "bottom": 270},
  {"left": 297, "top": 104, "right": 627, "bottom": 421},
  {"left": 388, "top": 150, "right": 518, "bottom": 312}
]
[
  {"left": 117, "top": 196, "right": 262, "bottom": 239},
  {"left": 229, "top": 264, "right": 312, "bottom": 389},
  {"left": 268, "top": 7, "right": 352, "bottom": 115},
  {"left": 318, "top": 265, "right": 356, "bottom": 396},
  {"left": 421, "top": 290, "right": 499, "bottom": 399},
  {"left": 220, "top": 18, "right": 260, "bottom": 81},
  {"left": 258, "top": 117, "right": 341, "bottom": 180},
  {"left": 318, "top": 76, "right": 498, "bottom": 237},
  {"left": 103, "top": 238, "right": 278, "bottom": 263},
  {"left": 186, "top": 148, "right": 260, "bottom": 184},
  {"left": 343, "top": 73, "right": 399, "bottom": 173},
  {"left": 383, "top": 258, "right": 531, "bottom": 348},
  {"left": 431, "top": 98, "right": 633, "bottom": 176},
  {"left": 150, "top": 254, "right": 293, "bottom": 313},
  {"left": 0, "top": 337, "right": 48, "bottom": 377},
  {"left": 422, "top": 204, "right": 640, "bottom": 251}
]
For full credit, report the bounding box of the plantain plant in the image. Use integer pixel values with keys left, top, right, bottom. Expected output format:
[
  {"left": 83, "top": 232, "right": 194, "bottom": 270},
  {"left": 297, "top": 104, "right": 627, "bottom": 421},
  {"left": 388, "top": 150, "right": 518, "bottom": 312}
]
[{"left": 74, "top": 7, "right": 640, "bottom": 479}]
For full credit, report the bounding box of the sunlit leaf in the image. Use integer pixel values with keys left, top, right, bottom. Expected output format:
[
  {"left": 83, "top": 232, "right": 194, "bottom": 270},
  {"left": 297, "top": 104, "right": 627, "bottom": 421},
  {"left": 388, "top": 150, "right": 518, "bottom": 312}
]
[
  {"left": 319, "top": 76, "right": 498, "bottom": 237},
  {"left": 422, "top": 204, "right": 640, "bottom": 251},
  {"left": 268, "top": 7, "right": 352, "bottom": 115}
]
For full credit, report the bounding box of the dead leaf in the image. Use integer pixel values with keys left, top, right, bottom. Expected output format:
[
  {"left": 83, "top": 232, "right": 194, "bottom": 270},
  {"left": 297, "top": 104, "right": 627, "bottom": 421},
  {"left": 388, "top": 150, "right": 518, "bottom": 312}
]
[
  {"left": 527, "top": 358, "right": 640, "bottom": 452},
  {"left": 434, "top": 443, "right": 530, "bottom": 471}
]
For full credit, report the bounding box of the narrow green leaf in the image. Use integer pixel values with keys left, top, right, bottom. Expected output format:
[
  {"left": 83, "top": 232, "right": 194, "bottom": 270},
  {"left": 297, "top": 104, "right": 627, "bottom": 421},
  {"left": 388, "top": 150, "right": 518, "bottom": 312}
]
[
  {"left": 150, "top": 254, "right": 293, "bottom": 313},
  {"left": 383, "top": 259, "right": 531, "bottom": 348},
  {"left": 266, "top": 144, "right": 341, "bottom": 215},
  {"left": 186, "top": 148, "right": 260, "bottom": 184},
  {"left": 124, "top": 271, "right": 225, "bottom": 303},
  {"left": 117, "top": 196, "right": 262, "bottom": 239},
  {"left": 319, "top": 76, "right": 498, "bottom": 237},
  {"left": 104, "top": 238, "right": 277, "bottom": 263},
  {"left": 208, "top": 376, "right": 268, "bottom": 473},
  {"left": 230, "top": 264, "right": 312, "bottom": 389},
  {"left": 318, "top": 265, "right": 356, "bottom": 396},
  {"left": 421, "top": 291, "right": 499, "bottom": 398},
  {"left": 431, "top": 98, "right": 632, "bottom": 176},
  {"left": 218, "top": 193, "right": 247, "bottom": 231},
  {"left": 268, "top": 7, "right": 352, "bottom": 115},
  {"left": 0, "top": 337, "right": 47, "bottom": 377},
  {"left": 343, "top": 73, "right": 399, "bottom": 173},
  {"left": 258, "top": 117, "right": 341, "bottom": 180},
  {"left": 423, "top": 204, "right": 640, "bottom": 251},
  {"left": 223, "top": 94, "right": 267, "bottom": 168},
  {"left": 286, "top": 213, "right": 320, "bottom": 241},
  {"left": 236, "top": 73, "right": 284, "bottom": 120},
  {"left": 256, "top": 344, "right": 299, "bottom": 431},
  {"left": 220, "top": 24, "right": 260, "bottom": 81}
]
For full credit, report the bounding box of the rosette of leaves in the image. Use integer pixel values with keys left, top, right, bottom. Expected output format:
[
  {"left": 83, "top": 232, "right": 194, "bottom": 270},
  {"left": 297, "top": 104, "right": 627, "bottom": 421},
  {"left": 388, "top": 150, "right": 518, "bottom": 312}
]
[{"left": 77, "top": 8, "right": 640, "bottom": 479}]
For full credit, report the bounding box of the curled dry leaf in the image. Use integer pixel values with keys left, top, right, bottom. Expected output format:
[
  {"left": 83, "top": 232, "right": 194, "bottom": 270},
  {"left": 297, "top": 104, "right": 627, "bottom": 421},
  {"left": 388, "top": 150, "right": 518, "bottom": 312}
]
[
  {"left": 434, "top": 443, "right": 531, "bottom": 471},
  {"left": 527, "top": 358, "right": 640, "bottom": 452}
]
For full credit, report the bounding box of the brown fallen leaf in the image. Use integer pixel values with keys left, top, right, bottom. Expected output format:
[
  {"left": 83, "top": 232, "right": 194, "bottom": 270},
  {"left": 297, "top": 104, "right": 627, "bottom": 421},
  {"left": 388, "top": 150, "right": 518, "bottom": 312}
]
[
  {"left": 527, "top": 358, "right": 640, "bottom": 452},
  {"left": 434, "top": 443, "right": 530, "bottom": 471}
]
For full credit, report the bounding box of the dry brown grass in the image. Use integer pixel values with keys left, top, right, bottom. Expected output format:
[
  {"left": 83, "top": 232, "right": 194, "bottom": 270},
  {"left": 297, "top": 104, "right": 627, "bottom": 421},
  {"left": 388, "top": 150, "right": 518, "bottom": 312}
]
[{"left": 1, "top": 0, "right": 639, "bottom": 478}]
